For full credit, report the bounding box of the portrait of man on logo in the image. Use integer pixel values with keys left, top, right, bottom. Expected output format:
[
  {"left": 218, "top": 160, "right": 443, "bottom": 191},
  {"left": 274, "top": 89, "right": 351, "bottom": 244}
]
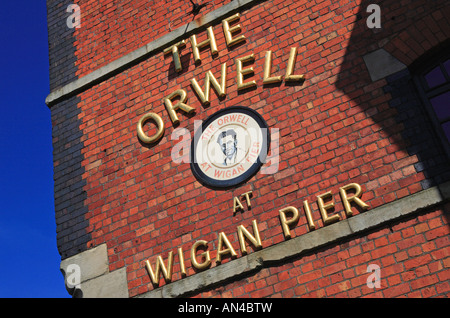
[
  {"left": 190, "top": 106, "right": 270, "bottom": 188},
  {"left": 217, "top": 129, "right": 238, "bottom": 166}
]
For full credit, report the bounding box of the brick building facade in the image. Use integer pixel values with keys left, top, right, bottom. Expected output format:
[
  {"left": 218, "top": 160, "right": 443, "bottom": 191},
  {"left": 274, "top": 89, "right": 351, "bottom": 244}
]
[{"left": 46, "top": 0, "right": 450, "bottom": 298}]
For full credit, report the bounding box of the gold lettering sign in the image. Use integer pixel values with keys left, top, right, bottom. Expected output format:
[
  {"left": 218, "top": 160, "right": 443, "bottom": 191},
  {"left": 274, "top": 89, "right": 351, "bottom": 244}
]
[
  {"left": 190, "top": 240, "right": 211, "bottom": 270},
  {"left": 190, "top": 63, "right": 227, "bottom": 106},
  {"left": 237, "top": 220, "right": 261, "bottom": 255},
  {"left": 163, "top": 89, "right": 194, "bottom": 125},
  {"left": 137, "top": 13, "right": 305, "bottom": 144},
  {"left": 136, "top": 112, "right": 165, "bottom": 144},
  {"left": 144, "top": 183, "right": 369, "bottom": 287},
  {"left": 263, "top": 50, "right": 282, "bottom": 84},
  {"left": 279, "top": 206, "right": 299, "bottom": 239},
  {"left": 222, "top": 13, "right": 246, "bottom": 47},
  {"left": 163, "top": 40, "right": 186, "bottom": 73},
  {"left": 190, "top": 26, "right": 218, "bottom": 63}
]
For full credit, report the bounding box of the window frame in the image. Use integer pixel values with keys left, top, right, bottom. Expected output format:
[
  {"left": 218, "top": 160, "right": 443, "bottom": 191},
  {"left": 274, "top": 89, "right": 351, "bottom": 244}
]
[{"left": 413, "top": 53, "right": 450, "bottom": 159}]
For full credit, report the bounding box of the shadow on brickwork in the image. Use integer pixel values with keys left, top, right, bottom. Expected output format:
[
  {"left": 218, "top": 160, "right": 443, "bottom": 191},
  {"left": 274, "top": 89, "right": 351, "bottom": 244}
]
[
  {"left": 51, "top": 96, "right": 90, "bottom": 260},
  {"left": 47, "top": 0, "right": 80, "bottom": 90},
  {"left": 385, "top": 61, "right": 450, "bottom": 189},
  {"left": 47, "top": 0, "right": 91, "bottom": 260},
  {"left": 334, "top": 0, "right": 450, "bottom": 190}
]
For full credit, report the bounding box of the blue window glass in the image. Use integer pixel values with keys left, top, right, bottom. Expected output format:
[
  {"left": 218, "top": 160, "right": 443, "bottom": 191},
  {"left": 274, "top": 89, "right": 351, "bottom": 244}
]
[
  {"left": 430, "top": 91, "right": 450, "bottom": 121},
  {"left": 443, "top": 59, "right": 450, "bottom": 75},
  {"left": 424, "top": 66, "right": 446, "bottom": 89}
]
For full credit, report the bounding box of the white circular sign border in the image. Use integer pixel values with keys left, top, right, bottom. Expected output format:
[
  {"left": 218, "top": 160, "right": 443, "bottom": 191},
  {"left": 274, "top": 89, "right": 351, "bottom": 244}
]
[{"left": 190, "top": 106, "right": 270, "bottom": 189}]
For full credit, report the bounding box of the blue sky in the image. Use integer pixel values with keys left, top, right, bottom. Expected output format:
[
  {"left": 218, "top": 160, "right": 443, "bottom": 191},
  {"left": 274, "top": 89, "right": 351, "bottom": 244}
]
[{"left": 0, "top": 2, "right": 69, "bottom": 297}]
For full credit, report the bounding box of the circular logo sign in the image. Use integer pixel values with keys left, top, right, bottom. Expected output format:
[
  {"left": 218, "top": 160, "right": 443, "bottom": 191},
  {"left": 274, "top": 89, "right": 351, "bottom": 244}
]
[{"left": 191, "top": 106, "right": 269, "bottom": 188}]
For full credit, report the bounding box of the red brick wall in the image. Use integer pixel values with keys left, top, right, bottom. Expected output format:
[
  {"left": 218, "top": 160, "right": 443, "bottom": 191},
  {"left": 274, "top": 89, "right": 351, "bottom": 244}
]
[
  {"left": 70, "top": 0, "right": 234, "bottom": 77},
  {"left": 191, "top": 204, "right": 450, "bottom": 298},
  {"left": 48, "top": 0, "right": 450, "bottom": 297}
]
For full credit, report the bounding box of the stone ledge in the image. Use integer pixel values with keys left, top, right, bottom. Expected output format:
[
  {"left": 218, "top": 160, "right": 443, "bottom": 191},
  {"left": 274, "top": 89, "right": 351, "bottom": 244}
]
[
  {"left": 363, "top": 48, "right": 407, "bottom": 82},
  {"left": 137, "top": 180, "right": 450, "bottom": 298},
  {"left": 73, "top": 267, "right": 128, "bottom": 298},
  {"left": 60, "top": 244, "right": 108, "bottom": 289},
  {"left": 46, "top": 0, "right": 265, "bottom": 107},
  {"left": 60, "top": 243, "right": 129, "bottom": 298}
]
